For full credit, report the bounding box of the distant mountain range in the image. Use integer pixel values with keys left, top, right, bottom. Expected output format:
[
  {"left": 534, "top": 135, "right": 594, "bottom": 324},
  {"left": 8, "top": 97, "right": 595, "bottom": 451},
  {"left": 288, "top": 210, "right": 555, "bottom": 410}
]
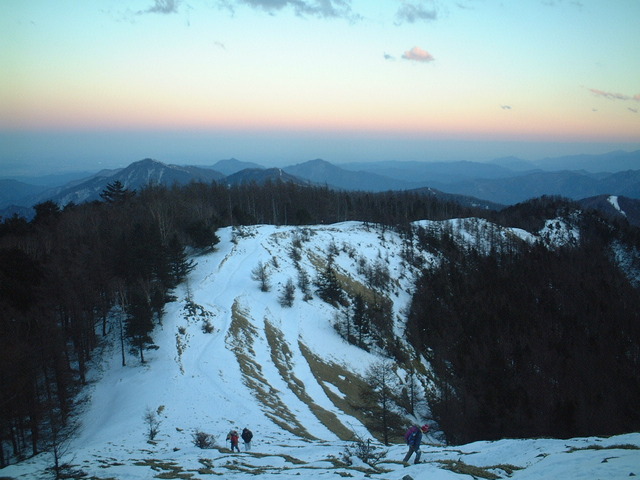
[
  {"left": 2, "top": 151, "right": 640, "bottom": 225},
  {"left": 488, "top": 150, "right": 640, "bottom": 172}
]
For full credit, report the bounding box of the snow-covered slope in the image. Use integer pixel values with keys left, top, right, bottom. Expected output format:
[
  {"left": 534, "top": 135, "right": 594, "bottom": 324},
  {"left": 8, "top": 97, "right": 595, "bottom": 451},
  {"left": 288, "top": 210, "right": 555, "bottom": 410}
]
[{"left": 2, "top": 221, "right": 639, "bottom": 480}]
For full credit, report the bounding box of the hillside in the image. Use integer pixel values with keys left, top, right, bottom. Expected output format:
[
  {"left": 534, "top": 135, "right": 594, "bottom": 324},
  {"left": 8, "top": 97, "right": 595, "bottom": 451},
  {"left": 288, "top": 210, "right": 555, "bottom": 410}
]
[{"left": 2, "top": 220, "right": 640, "bottom": 479}]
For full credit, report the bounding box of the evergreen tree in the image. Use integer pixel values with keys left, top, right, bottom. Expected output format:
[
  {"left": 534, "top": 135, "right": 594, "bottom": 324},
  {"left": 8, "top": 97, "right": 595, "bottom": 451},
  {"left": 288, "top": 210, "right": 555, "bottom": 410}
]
[
  {"left": 100, "top": 180, "right": 135, "bottom": 204},
  {"left": 315, "top": 264, "right": 344, "bottom": 305},
  {"left": 278, "top": 278, "right": 296, "bottom": 307},
  {"left": 361, "top": 360, "right": 400, "bottom": 445},
  {"left": 352, "top": 293, "right": 370, "bottom": 347},
  {"left": 166, "top": 235, "right": 196, "bottom": 289},
  {"left": 125, "top": 289, "right": 155, "bottom": 364},
  {"left": 32, "top": 200, "right": 61, "bottom": 225},
  {"left": 297, "top": 269, "right": 313, "bottom": 301},
  {"left": 185, "top": 219, "right": 220, "bottom": 250}
]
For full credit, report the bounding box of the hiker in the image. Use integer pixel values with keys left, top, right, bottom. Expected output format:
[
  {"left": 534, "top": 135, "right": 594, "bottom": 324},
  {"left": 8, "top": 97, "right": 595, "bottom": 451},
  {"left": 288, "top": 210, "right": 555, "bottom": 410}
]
[
  {"left": 403, "top": 424, "right": 429, "bottom": 464},
  {"left": 241, "top": 427, "right": 253, "bottom": 451},
  {"left": 227, "top": 430, "right": 240, "bottom": 452}
]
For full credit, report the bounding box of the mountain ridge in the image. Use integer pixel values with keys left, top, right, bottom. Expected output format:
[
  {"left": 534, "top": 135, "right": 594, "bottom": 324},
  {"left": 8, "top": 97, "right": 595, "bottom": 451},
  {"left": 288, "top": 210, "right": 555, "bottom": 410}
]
[
  {"left": 3, "top": 219, "right": 639, "bottom": 478},
  {"left": 2, "top": 151, "right": 640, "bottom": 223}
]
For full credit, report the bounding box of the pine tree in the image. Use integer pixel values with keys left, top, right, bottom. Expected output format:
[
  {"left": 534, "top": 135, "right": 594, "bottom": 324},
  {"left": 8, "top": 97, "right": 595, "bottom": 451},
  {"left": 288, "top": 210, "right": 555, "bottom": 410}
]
[
  {"left": 315, "top": 264, "right": 344, "bottom": 305},
  {"left": 100, "top": 180, "right": 135, "bottom": 204},
  {"left": 32, "top": 200, "right": 61, "bottom": 225},
  {"left": 361, "top": 360, "right": 400, "bottom": 445},
  {"left": 278, "top": 278, "right": 296, "bottom": 307},
  {"left": 297, "top": 269, "right": 312, "bottom": 301},
  {"left": 125, "top": 289, "right": 155, "bottom": 363},
  {"left": 352, "top": 293, "right": 370, "bottom": 347},
  {"left": 166, "top": 235, "right": 196, "bottom": 289}
]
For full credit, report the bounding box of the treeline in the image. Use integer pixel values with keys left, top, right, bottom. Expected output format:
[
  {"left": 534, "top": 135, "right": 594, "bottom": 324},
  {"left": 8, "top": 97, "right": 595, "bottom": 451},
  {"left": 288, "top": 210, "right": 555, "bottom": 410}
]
[
  {"left": 0, "top": 179, "right": 476, "bottom": 466},
  {"left": 407, "top": 203, "right": 640, "bottom": 443}
]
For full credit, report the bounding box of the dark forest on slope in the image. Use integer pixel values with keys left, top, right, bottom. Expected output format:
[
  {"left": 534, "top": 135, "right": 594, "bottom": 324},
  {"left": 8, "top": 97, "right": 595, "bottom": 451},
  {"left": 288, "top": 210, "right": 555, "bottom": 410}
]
[
  {"left": 1, "top": 179, "right": 639, "bottom": 465},
  {"left": 407, "top": 213, "right": 640, "bottom": 443}
]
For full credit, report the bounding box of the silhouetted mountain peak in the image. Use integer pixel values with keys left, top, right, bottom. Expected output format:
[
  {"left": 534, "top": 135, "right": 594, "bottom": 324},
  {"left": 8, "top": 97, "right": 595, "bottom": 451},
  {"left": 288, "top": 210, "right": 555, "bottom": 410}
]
[
  {"left": 211, "top": 158, "right": 264, "bottom": 176},
  {"left": 225, "top": 167, "right": 305, "bottom": 186}
]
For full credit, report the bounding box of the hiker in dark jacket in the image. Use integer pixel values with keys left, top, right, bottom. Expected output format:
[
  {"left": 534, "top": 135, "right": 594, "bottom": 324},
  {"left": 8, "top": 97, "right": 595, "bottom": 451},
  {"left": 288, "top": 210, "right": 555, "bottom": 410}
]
[
  {"left": 403, "top": 424, "right": 429, "bottom": 464},
  {"left": 241, "top": 428, "right": 253, "bottom": 451}
]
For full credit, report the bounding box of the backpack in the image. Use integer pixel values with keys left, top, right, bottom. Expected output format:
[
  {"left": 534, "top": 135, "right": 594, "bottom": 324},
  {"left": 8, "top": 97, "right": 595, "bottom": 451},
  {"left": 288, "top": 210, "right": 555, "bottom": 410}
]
[{"left": 404, "top": 426, "right": 419, "bottom": 445}]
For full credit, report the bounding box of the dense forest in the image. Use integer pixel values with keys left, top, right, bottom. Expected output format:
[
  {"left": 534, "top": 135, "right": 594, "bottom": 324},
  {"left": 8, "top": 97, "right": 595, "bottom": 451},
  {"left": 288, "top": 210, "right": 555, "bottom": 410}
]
[
  {"left": 407, "top": 210, "right": 640, "bottom": 443},
  {"left": 1, "top": 178, "right": 639, "bottom": 466}
]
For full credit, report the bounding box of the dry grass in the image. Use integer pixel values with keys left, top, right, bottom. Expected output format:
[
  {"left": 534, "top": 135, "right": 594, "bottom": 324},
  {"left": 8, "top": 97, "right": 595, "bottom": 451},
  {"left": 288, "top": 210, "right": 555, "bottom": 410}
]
[
  {"left": 298, "top": 342, "right": 389, "bottom": 442},
  {"left": 132, "top": 459, "right": 195, "bottom": 479},
  {"left": 227, "top": 300, "right": 314, "bottom": 440},
  {"left": 264, "top": 320, "right": 353, "bottom": 441}
]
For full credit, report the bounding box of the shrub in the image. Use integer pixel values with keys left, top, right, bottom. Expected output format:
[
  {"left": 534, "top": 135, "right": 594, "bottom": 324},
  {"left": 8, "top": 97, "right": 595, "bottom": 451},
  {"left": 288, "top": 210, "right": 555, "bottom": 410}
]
[
  {"left": 340, "top": 431, "right": 387, "bottom": 466},
  {"left": 144, "top": 407, "right": 161, "bottom": 441},
  {"left": 192, "top": 430, "right": 216, "bottom": 449}
]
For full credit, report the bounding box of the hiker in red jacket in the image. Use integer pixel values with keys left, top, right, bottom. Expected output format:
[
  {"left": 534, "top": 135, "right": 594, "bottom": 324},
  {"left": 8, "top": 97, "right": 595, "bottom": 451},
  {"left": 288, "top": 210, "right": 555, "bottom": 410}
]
[{"left": 227, "top": 430, "right": 240, "bottom": 452}]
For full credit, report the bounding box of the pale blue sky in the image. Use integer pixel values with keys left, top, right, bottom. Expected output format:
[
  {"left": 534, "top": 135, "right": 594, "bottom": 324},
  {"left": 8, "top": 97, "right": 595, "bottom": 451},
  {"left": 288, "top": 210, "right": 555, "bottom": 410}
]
[{"left": 1, "top": 0, "right": 639, "bottom": 175}]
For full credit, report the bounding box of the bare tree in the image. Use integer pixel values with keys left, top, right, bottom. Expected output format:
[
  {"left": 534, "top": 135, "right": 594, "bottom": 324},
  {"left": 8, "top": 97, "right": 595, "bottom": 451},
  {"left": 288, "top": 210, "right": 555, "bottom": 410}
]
[
  {"left": 143, "top": 406, "right": 161, "bottom": 441},
  {"left": 46, "top": 409, "right": 79, "bottom": 480},
  {"left": 251, "top": 261, "right": 271, "bottom": 292}
]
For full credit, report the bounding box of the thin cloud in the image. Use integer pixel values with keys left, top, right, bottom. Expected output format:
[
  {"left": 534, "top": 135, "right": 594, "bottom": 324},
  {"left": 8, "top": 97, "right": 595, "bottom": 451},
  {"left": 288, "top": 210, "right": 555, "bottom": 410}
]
[
  {"left": 402, "top": 46, "right": 435, "bottom": 63},
  {"left": 384, "top": 53, "right": 396, "bottom": 61},
  {"left": 139, "top": 0, "right": 181, "bottom": 15},
  {"left": 395, "top": 1, "right": 438, "bottom": 24},
  {"left": 589, "top": 88, "right": 640, "bottom": 102},
  {"left": 225, "top": 0, "right": 361, "bottom": 20},
  {"left": 500, "top": 105, "right": 512, "bottom": 110},
  {"left": 629, "top": 108, "right": 638, "bottom": 114}
]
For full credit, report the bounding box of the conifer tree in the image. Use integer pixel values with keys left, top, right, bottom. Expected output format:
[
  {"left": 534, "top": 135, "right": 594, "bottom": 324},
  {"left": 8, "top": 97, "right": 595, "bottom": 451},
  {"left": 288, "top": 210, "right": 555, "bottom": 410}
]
[
  {"left": 166, "top": 235, "right": 196, "bottom": 288},
  {"left": 361, "top": 360, "right": 400, "bottom": 445},
  {"left": 278, "top": 278, "right": 296, "bottom": 307},
  {"left": 125, "top": 289, "right": 155, "bottom": 363},
  {"left": 297, "top": 269, "right": 313, "bottom": 301},
  {"left": 100, "top": 180, "right": 135, "bottom": 204},
  {"left": 352, "top": 293, "right": 370, "bottom": 347},
  {"left": 315, "top": 264, "right": 344, "bottom": 305}
]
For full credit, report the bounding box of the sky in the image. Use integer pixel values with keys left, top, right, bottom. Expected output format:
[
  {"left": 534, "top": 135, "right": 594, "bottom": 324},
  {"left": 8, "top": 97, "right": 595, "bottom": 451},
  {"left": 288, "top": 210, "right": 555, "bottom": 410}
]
[{"left": 1, "top": 0, "right": 639, "bottom": 175}]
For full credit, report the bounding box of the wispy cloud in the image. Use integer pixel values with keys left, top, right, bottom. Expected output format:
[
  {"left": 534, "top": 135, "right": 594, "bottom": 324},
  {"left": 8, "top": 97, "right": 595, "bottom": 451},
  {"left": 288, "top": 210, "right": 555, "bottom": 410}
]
[
  {"left": 589, "top": 88, "right": 640, "bottom": 102},
  {"left": 383, "top": 53, "right": 396, "bottom": 61},
  {"left": 500, "top": 105, "right": 512, "bottom": 110},
  {"left": 222, "top": 0, "right": 360, "bottom": 20},
  {"left": 139, "top": 0, "right": 181, "bottom": 15},
  {"left": 402, "top": 46, "right": 435, "bottom": 63},
  {"left": 395, "top": 1, "right": 438, "bottom": 24},
  {"left": 629, "top": 108, "right": 638, "bottom": 114}
]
